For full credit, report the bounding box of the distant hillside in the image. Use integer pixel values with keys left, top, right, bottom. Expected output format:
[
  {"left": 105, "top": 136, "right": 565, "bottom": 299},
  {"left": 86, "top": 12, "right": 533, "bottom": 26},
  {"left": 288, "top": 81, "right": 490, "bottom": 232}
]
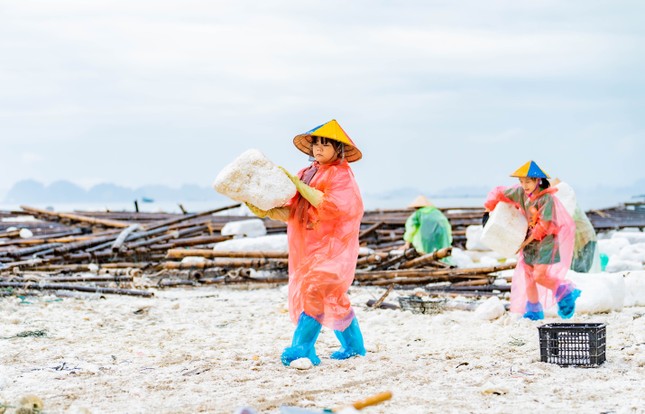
[{"left": 3, "top": 179, "right": 224, "bottom": 204}]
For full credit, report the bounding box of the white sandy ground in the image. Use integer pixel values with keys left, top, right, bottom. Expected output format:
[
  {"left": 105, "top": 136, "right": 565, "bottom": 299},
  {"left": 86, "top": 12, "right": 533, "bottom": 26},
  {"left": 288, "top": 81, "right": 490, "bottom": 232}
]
[{"left": 1, "top": 285, "right": 644, "bottom": 414}]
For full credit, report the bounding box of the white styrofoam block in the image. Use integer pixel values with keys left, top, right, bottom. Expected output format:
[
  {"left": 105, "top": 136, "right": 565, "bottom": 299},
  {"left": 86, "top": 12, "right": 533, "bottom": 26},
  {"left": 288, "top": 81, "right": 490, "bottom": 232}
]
[
  {"left": 465, "top": 225, "right": 492, "bottom": 251},
  {"left": 598, "top": 238, "right": 630, "bottom": 257},
  {"left": 567, "top": 271, "right": 625, "bottom": 313},
  {"left": 480, "top": 203, "right": 528, "bottom": 258},
  {"left": 450, "top": 247, "right": 475, "bottom": 268},
  {"left": 623, "top": 271, "right": 645, "bottom": 307},
  {"left": 462, "top": 250, "right": 503, "bottom": 264},
  {"left": 19, "top": 228, "right": 33, "bottom": 238},
  {"left": 618, "top": 243, "right": 645, "bottom": 263},
  {"left": 181, "top": 256, "right": 207, "bottom": 264},
  {"left": 213, "top": 234, "right": 288, "bottom": 253},
  {"left": 606, "top": 256, "right": 643, "bottom": 272},
  {"left": 554, "top": 182, "right": 577, "bottom": 218},
  {"left": 213, "top": 149, "right": 297, "bottom": 211},
  {"left": 221, "top": 219, "right": 267, "bottom": 238},
  {"left": 612, "top": 231, "right": 645, "bottom": 245},
  {"left": 474, "top": 296, "right": 506, "bottom": 320}
]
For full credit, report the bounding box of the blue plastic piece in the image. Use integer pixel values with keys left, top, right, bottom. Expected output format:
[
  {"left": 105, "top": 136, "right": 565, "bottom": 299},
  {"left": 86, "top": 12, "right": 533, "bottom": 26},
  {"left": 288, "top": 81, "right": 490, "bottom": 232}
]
[
  {"left": 557, "top": 287, "right": 581, "bottom": 319},
  {"left": 600, "top": 253, "right": 609, "bottom": 271},
  {"left": 523, "top": 301, "right": 544, "bottom": 320},
  {"left": 281, "top": 313, "right": 322, "bottom": 366},
  {"left": 330, "top": 317, "right": 366, "bottom": 360}
]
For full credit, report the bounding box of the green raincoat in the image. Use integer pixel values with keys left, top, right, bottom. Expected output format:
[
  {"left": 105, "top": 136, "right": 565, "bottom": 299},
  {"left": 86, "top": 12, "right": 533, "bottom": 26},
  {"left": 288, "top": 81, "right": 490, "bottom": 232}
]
[{"left": 403, "top": 206, "right": 452, "bottom": 254}]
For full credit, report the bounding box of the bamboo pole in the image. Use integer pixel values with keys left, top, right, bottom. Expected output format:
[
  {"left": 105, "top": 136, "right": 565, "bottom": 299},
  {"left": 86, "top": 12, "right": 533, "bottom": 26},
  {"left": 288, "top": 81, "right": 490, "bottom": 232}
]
[
  {"left": 356, "top": 253, "right": 388, "bottom": 267},
  {"left": 20, "top": 205, "right": 132, "bottom": 228},
  {"left": 124, "top": 225, "right": 207, "bottom": 249},
  {"left": 370, "top": 285, "right": 394, "bottom": 308},
  {"left": 144, "top": 203, "right": 241, "bottom": 231},
  {"left": 355, "top": 262, "right": 516, "bottom": 281},
  {"left": 150, "top": 235, "right": 232, "bottom": 250},
  {"left": 367, "top": 273, "right": 493, "bottom": 286},
  {"left": 162, "top": 258, "right": 288, "bottom": 269},
  {"left": 166, "top": 249, "right": 288, "bottom": 259},
  {"left": 0, "top": 281, "right": 153, "bottom": 297},
  {"left": 8, "top": 243, "right": 64, "bottom": 258},
  {"left": 111, "top": 224, "right": 142, "bottom": 251},
  {"left": 359, "top": 221, "right": 384, "bottom": 240},
  {"left": 373, "top": 248, "right": 418, "bottom": 270},
  {"left": 399, "top": 247, "right": 452, "bottom": 269}
]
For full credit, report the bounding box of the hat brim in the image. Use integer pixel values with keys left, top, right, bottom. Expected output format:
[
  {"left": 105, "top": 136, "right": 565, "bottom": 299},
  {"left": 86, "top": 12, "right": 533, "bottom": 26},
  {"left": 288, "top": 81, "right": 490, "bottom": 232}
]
[{"left": 293, "top": 134, "right": 362, "bottom": 163}]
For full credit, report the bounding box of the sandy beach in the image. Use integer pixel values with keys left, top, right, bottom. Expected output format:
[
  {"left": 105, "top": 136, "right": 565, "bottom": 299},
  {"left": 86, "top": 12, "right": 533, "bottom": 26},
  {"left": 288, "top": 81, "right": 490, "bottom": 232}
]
[{"left": 1, "top": 284, "right": 643, "bottom": 414}]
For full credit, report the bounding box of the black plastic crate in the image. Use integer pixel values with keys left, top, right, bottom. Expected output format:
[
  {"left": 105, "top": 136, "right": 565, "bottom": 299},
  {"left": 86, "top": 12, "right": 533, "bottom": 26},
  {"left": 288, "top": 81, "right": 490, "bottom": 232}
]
[{"left": 538, "top": 323, "right": 606, "bottom": 367}]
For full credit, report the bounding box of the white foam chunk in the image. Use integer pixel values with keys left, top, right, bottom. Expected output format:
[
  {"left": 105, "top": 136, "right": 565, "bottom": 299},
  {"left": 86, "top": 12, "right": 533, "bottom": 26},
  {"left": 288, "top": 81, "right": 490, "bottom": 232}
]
[
  {"left": 618, "top": 243, "right": 645, "bottom": 263},
  {"left": 623, "top": 271, "right": 645, "bottom": 307},
  {"left": 450, "top": 247, "right": 475, "bottom": 268},
  {"left": 606, "top": 257, "right": 643, "bottom": 272},
  {"left": 598, "top": 238, "right": 630, "bottom": 257},
  {"left": 221, "top": 219, "right": 267, "bottom": 238},
  {"left": 479, "top": 203, "right": 527, "bottom": 258},
  {"left": 611, "top": 231, "right": 645, "bottom": 245},
  {"left": 213, "top": 234, "right": 288, "bottom": 253},
  {"left": 465, "top": 225, "right": 491, "bottom": 251},
  {"left": 213, "top": 149, "right": 297, "bottom": 211},
  {"left": 474, "top": 296, "right": 506, "bottom": 320},
  {"left": 553, "top": 182, "right": 577, "bottom": 218},
  {"left": 19, "top": 228, "right": 33, "bottom": 238},
  {"left": 567, "top": 271, "right": 625, "bottom": 313}
]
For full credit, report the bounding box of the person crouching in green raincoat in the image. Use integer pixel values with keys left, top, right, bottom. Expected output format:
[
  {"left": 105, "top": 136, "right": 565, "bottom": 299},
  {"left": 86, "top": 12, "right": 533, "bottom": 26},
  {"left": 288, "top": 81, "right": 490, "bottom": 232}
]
[{"left": 403, "top": 195, "right": 452, "bottom": 254}]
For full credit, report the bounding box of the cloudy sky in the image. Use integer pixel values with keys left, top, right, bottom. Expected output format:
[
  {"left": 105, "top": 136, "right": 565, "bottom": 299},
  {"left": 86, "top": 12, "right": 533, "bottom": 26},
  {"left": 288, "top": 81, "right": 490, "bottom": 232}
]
[{"left": 1, "top": 0, "right": 644, "bottom": 204}]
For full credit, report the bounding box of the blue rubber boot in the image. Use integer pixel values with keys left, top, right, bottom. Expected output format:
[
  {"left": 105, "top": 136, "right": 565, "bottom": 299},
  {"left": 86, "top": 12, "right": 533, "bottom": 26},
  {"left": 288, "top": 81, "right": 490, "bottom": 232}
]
[
  {"left": 281, "top": 312, "right": 322, "bottom": 366},
  {"left": 556, "top": 285, "right": 581, "bottom": 319},
  {"left": 523, "top": 301, "right": 544, "bottom": 320},
  {"left": 331, "top": 317, "right": 366, "bottom": 360}
]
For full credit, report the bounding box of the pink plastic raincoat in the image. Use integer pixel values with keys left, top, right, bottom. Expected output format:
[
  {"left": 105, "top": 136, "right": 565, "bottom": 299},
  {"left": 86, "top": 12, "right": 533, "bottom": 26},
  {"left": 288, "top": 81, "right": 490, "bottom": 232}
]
[
  {"left": 485, "top": 185, "right": 575, "bottom": 313},
  {"left": 286, "top": 159, "right": 363, "bottom": 331}
]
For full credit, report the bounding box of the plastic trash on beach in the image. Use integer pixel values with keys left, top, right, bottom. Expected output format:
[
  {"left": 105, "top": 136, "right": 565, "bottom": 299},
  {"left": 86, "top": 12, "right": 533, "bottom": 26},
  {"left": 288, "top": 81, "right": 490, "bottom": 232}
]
[
  {"left": 480, "top": 202, "right": 528, "bottom": 257},
  {"left": 221, "top": 218, "right": 267, "bottom": 238},
  {"left": 213, "top": 149, "right": 297, "bottom": 211}
]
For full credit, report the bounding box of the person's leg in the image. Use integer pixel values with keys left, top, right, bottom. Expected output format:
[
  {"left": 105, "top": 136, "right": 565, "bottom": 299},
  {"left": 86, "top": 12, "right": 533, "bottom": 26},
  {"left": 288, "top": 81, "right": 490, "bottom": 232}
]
[
  {"left": 281, "top": 312, "right": 322, "bottom": 366},
  {"left": 555, "top": 284, "right": 581, "bottom": 319},
  {"left": 532, "top": 265, "right": 559, "bottom": 291},
  {"left": 523, "top": 265, "right": 543, "bottom": 320},
  {"left": 533, "top": 265, "right": 581, "bottom": 319},
  {"left": 331, "top": 314, "right": 366, "bottom": 360}
]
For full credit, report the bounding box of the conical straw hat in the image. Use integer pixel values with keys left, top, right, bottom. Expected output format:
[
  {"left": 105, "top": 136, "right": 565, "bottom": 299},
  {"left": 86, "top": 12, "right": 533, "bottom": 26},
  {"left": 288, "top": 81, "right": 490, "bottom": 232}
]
[
  {"left": 293, "top": 119, "right": 362, "bottom": 162},
  {"left": 510, "top": 160, "right": 550, "bottom": 178},
  {"left": 408, "top": 195, "right": 433, "bottom": 208}
]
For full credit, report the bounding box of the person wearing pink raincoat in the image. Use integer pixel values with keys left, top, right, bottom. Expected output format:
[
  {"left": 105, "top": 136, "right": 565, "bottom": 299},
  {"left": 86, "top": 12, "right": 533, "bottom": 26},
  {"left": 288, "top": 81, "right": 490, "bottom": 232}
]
[
  {"left": 484, "top": 160, "right": 581, "bottom": 320},
  {"left": 247, "top": 119, "right": 366, "bottom": 366}
]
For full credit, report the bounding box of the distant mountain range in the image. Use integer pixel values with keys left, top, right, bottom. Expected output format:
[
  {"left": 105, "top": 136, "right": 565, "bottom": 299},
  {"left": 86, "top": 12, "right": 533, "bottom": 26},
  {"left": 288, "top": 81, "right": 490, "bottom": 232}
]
[{"left": 3, "top": 179, "right": 224, "bottom": 204}]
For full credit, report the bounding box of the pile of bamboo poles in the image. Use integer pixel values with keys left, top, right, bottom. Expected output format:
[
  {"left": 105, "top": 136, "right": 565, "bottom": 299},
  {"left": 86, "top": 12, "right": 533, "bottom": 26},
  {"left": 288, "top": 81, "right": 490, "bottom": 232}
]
[{"left": 1, "top": 203, "right": 509, "bottom": 297}]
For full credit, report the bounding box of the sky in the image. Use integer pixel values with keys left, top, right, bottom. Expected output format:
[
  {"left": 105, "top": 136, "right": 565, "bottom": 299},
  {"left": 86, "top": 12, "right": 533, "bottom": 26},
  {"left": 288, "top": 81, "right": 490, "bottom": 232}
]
[{"left": 1, "top": 0, "right": 644, "bottom": 206}]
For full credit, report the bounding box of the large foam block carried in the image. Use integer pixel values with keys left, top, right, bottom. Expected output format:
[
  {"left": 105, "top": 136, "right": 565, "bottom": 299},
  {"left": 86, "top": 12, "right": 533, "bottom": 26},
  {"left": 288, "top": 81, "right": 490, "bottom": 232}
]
[
  {"left": 465, "top": 225, "right": 492, "bottom": 251},
  {"left": 554, "top": 182, "right": 577, "bottom": 218},
  {"left": 213, "top": 149, "right": 297, "bottom": 211},
  {"left": 479, "top": 203, "right": 528, "bottom": 258}
]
